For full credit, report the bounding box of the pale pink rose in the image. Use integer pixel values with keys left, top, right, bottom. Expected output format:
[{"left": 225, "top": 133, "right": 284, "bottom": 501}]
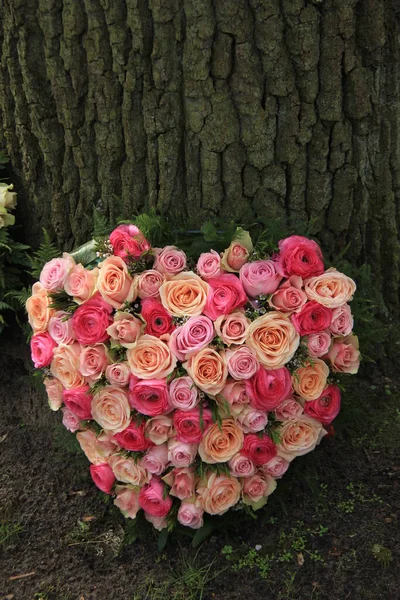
[
  {"left": 226, "top": 346, "right": 259, "bottom": 380},
  {"left": 168, "top": 439, "right": 197, "bottom": 468},
  {"left": 48, "top": 311, "right": 76, "bottom": 345},
  {"left": 261, "top": 455, "right": 290, "bottom": 479},
  {"left": 197, "top": 250, "right": 222, "bottom": 279},
  {"left": 214, "top": 311, "right": 250, "bottom": 346},
  {"left": 307, "top": 331, "right": 332, "bottom": 358},
  {"left": 26, "top": 282, "right": 54, "bottom": 334},
  {"left": 326, "top": 334, "right": 360, "bottom": 374},
  {"left": 242, "top": 473, "right": 277, "bottom": 508},
  {"left": 114, "top": 486, "right": 140, "bottom": 519},
  {"left": 277, "top": 415, "right": 327, "bottom": 461},
  {"left": 108, "top": 454, "right": 150, "bottom": 486},
  {"left": 64, "top": 264, "right": 98, "bottom": 304},
  {"left": 106, "top": 363, "right": 131, "bottom": 387},
  {"left": 221, "top": 231, "right": 253, "bottom": 272},
  {"left": 51, "top": 343, "right": 85, "bottom": 389},
  {"left": 91, "top": 386, "right": 131, "bottom": 433},
  {"left": 79, "top": 344, "right": 110, "bottom": 382},
  {"left": 184, "top": 347, "right": 228, "bottom": 395},
  {"left": 106, "top": 312, "right": 143, "bottom": 349},
  {"left": 178, "top": 503, "right": 204, "bottom": 529},
  {"left": 329, "top": 304, "right": 354, "bottom": 337},
  {"left": 137, "top": 269, "right": 165, "bottom": 299},
  {"left": 219, "top": 380, "right": 249, "bottom": 415},
  {"left": 268, "top": 276, "right": 308, "bottom": 314},
  {"left": 163, "top": 467, "right": 196, "bottom": 500},
  {"left": 97, "top": 256, "right": 136, "bottom": 309},
  {"left": 304, "top": 268, "right": 356, "bottom": 309},
  {"left": 228, "top": 453, "right": 256, "bottom": 477},
  {"left": 146, "top": 416, "right": 175, "bottom": 445},
  {"left": 44, "top": 377, "right": 63, "bottom": 411},
  {"left": 154, "top": 245, "right": 187, "bottom": 277},
  {"left": 169, "top": 376, "right": 199, "bottom": 411},
  {"left": 240, "top": 260, "right": 282, "bottom": 297},
  {"left": 274, "top": 398, "right": 304, "bottom": 421},
  {"left": 196, "top": 472, "right": 241, "bottom": 515},
  {"left": 237, "top": 406, "right": 268, "bottom": 433},
  {"left": 144, "top": 513, "right": 168, "bottom": 531},
  {"left": 141, "top": 444, "right": 169, "bottom": 475},
  {"left": 76, "top": 429, "right": 116, "bottom": 464},
  {"left": 169, "top": 316, "right": 214, "bottom": 361},
  {"left": 40, "top": 253, "right": 75, "bottom": 292},
  {"left": 61, "top": 407, "right": 80, "bottom": 432},
  {"left": 127, "top": 335, "right": 177, "bottom": 379}
]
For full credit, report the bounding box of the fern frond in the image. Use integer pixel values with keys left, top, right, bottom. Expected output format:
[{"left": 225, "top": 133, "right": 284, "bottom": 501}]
[
  {"left": 31, "top": 229, "right": 59, "bottom": 278},
  {"left": 92, "top": 207, "right": 111, "bottom": 238}
]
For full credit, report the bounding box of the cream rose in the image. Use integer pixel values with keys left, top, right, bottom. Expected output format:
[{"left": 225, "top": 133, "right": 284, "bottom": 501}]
[
  {"left": 292, "top": 359, "right": 329, "bottom": 401},
  {"left": 246, "top": 312, "right": 300, "bottom": 369},
  {"left": 109, "top": 454, "right": 150, "bottom": 486},
  {"left": 184, "top": 347, "right": 228, "bottom": 395},
  {"left": 76, "top": 429, "right": 116, "bottom": 465},
  {"left": 159, "top": 272, "right": 209, "bottom": 317},
  {"left": 106, "top": 311, "right": 143, "bottom": 349},
  {"left": 198, "top": 418, "right": 244, "bottom": 464},
  {"left": 304, "top": 268, "right": 356, "bottom": 308},
  {"left": 26, "top": 282, "right": 54, "bottom": 334},
  {"left": 50, "top": 343, "right": 85, "bottom": 389},
  {"left": 196, "top": 473, "right": 241, "bottom": 515},
  {"left": 127, "top": 334, "right": 177, "bottom": 379},
  {"left": 277, "top": 415, "right": 327, "bottom": 461},
  {"left": 44, "top": 377, "right": 63, "bottom": 411},
  {"left": 91, "top": 386, "right": 131, "bottom": 433},
  {"left": 97, "top": 256, "right": 136, "bottom": 309}
]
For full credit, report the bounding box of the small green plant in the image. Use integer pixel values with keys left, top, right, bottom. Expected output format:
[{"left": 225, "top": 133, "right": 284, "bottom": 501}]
[
  {"left": 0, "top": 519, "right": 24, "bottom": 546},
  {"left": 371, "top": 544, "right": 393, "bottom": 567}
]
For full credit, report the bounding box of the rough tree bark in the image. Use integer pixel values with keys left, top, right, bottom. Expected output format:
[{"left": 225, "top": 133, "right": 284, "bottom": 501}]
[{"left": 0, "top": 0, "right": 399, "bottom": 312}]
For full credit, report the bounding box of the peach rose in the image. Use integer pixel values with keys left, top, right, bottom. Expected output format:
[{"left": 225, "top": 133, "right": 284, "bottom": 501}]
[
  {"left": 159, "top": 272, "right": 209, "bottom": 317},
  {"left": 277, "top": 415, "right": 327, "bottom": 461},
  {"left": 26, "top": 282, "right": 54, "bottom": 334},
  {"left": 79, "top": 344, "right": 110, "bottom": 382},
  {"left": 97, "top": 256, "right": 136, "bottom": 309},
  {"left": 292, "top": 359, "right": 330, "bottom": 401},
  {"left": 114, "top": 486, "right": 140, "bottom": 519},
  {"left": 109, "top": 454, "right": 150, "bottom": 486},
  {"left": 196, "top": 472, "right": 241, "bottom": 515},
  {"left": 44, "top": 377, "right": 63, "bottom": 411},
  {"left": 50, "top": 343, "right": 85, "bottom": 389},
  {"left": 326, "top": 334, "right": 360, "bottom": 374},
  {"left": 198, "top": 418, "right": 244, "bottom": 464},
  {"left": 221, "top": 229, "right": 253, "bottom": 272},
  {"left": 214, "top": 311, "right": 250, "bottom": 346},
  {"left": 64, "top": 264, "right": 99, "bottom": 304},
  {"left": 304, "top": 268, "right": 356, "bottom": 309},
  {"left": 76, "top": 429, "right": 116, "bottom": 465},
  {"left": 137, "top": 269, "right": 165, "bottom": 299},
  {"left": 106, "top": 311, "right": 143, "bottom": 349},
  {"left": 91, "top": 386, "right": 131, "bottom": 433},
  {"left": 127, "top": 334, "right": 177, "bottom": 379},
  {"left": 146, "top": 416, "right": 175, "bottom": 445},
  {"left": 184, "top": 347, "right": 228, "bottom": 395},
  {"left": 246, "top": 312, "right": 300, "bottom": 369}
]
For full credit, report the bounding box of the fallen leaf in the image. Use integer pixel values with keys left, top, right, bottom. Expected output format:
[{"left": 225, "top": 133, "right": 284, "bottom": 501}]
[
  {"left": 69, "top": 490, "right": 87, "bottom": 497},
  {"left": 0, "top": 432, "right": 8, "bottom": 444},
  {"left": 9, "top": 571, "right": 36, "bottom": 581},
  {"left": 82, "top": 515, "right": 96, "bottom": 522},
  {"left": 297, "top": 552, "right": 304, "bottom": 566}
]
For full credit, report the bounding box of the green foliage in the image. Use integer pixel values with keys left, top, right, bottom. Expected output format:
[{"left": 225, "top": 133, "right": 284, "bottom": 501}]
[
  {"left": 0, "top": 149, "right": 9, "bottom": 169},
  {"left": 371, "top": 544, "right": 393, "bottom": 567},
  {"left": 0, "top": 227, "right": 31, "bottom": 333},
  {"left": 31, "top": 229, "right": 59, "bottom": 279},
  {"left": 0, "top": 518, "right": 24, "bottom": 546},
  {"left": 92, "top": 206, "right": 111, "bottom": 238}
]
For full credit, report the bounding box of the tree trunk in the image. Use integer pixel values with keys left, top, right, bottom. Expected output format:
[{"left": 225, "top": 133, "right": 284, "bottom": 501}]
[{"left": 0, "top": 0, "right": 399, "bottom": 312}]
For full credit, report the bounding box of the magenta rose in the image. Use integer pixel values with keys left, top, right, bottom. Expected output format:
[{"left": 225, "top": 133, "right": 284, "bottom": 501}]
[
  {"left": 276, "top": 236, "right": 324, "bottom": 278},
  {"left": 90, "top": 462, "right": 116, "bottom": 494},
  {"left": 307, "top": 332, "right": 332, "bottom": 358},
  {"left": 177, "top": 503, "right": 204, "bottom": 529},
  {"left": 203, "top": 274, "right": 248, "bottom": 320},
  {"left": 228, "top": 453, "right": 256, "bottom": 477},
  {"left": 154, "top": 245, "right": 187, "bottom": 277},
  {"left": 141, "top": 298, "right": 174, "bottom": 337},
  {"left": 246, "top": 366, "right": 292, "bottom": 412},
  {"left": 137, "top": 270, "right": 165, "bottom": 299},
  {"left": 114, "top": 421, "right": 153, "bottom": 451},
  {"left": 173, "top": 407, "right": 213, "bottom": 443},
  {"left": 326, "top": 334, "right": 360, "bottom": 374},
  {"left": 291, "top": 301, "right": 332, "bottom": 335},
  {"left": 72, "top": 294, "right": 113, "bottom": 345},
  {"left": 110, "top": 224, "right": 150, "bottom": 262},
  {"left": 169, "top": 316, "right": 214, "bottom": 361},
  {"left": 168, "top": 439, "right": 198, "bottom": 467},
  {"left": 241, "top": 433, "right": 277, "bottom": 466},
  {"left": 138, "top": 477, "right": 173, "bottom": 517},
  {"left": 169, "top": 376, "right": 199, "bottom": 411},
  {"left": 62, "top": 407, "right": 80, "bottom": 432},
  {"left": 129, "top": 379, "right": 170, "bottom": 416},
  {"left": 329, "top": 304, "right": 354, "bottom": 337},
  {"left": 30, "top": 332, "right": 57, "bottom": 368},
  {"left": 303, "top": 384, "right": 341, "bottom": 425},
  {"left": 274, "top": 398, "right": 304, "bottom": 421},
  {"left": 48, "top": 311, "right": 76, "bottom": 345},
  {"left": 62, "top": 385, "right": 93, "bottom": 420},
  {"left": 268, "top": 275, "right": 308, "bottom": 314},
  {"left": 262, "top": 455, "right": 289, "bottom": 479},
  {"left": 226, "top": 346, "right": 259, "bottom": 380},
  {"left": 197, "top": 250, "right": 222, "bottom": 279},
  {"left": 237, "top": 406, "right": 268, "bottom": 433},
  {"left": 240, "top": 260, "right": 282, "bottom": 297},
  {"left": 141, "top": 444, "right": 169, "bottom": 475}
]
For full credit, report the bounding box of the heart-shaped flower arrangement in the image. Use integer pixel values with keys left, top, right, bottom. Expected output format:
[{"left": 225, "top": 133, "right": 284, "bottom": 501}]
[{"left": 26, "top": 223, "right": 359, "bottom": 531}]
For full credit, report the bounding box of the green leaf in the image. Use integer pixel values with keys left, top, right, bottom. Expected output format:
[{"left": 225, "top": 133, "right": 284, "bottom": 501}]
[
  {"left": 191, "top": 519, "right": 215, "bottom": 547},
  {"left": 157, "top": 528, "right": 169, "bottom": 552}
]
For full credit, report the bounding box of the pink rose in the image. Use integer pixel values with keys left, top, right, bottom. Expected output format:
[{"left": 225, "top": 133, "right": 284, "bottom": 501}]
[
  {"left": 291, "top": 301, "right": 332, "bottom": 335},
  {"left": 64, "top": 264, "right": 98, "bottom": 304},
  {"left": 173, "top": 407, "right": 213, "bottom": 444},
  {"left": 145, "top": 416, "right": 174, "bottom": 445},
  {"left": 144, "top": 513, "right": 168, "bottom": 531},
  {"left": 79, "top": 344, "right": 109, "bottom": 382},
  {"left": 48, "top": 311, "right": 76, "bottom": 345},
  {"left": 237, "top": 406, "right": 268, "bottom": 433},
  {"left": 169, "top": 377, "right": 199, "bottom": 411},
  {"left": 168, "top": 439, "right": 198, "bottom": 467},
  {"left": 72, "top": 294, "right": 113, "bottom": 345},
  {"left": 169, "top": 316, "right": 214, "bottom": 361},
  {"left": 246, "top": 367, "right": 292, "bottom": 412},
  {"left": 242, "top": 473, "right": 277, "bottom": 508},
  {"left": 141, "top": 444, "right": 169, "bottom": 475},
  {"left": 137, "top": 269, "right": 165, "bottom": 299},
  {"left": 77, "top": 429, "right": 116, "bottom": 464},
  {"left": 241, "top": 433, "right": 277, "bottom": 466},
  {"left": 268, "top": 276, "right": 308, "bottom": 314},
  {"left": 163, "top": 467, "right": 196, "bottom": 500},
  {"left": 228, "top": 453, "right": 256, "bottom": 477},
  {"left": 63, "top": 385, "right": 93, "bottom": 420},
  {"left": 106, "top": 363, "right": 131, "bottom": 387},
  {"left": 307, "top": 332, "right": 332, "bottom": 358},
  {"left": 261, "top": 455, "right": 289, "bottom": 479},
  {"left": 219, "top": 380, "right": 249, "bottom": 415},
  {"left": 154, "top": 245, "right": 187, "bottom": 277},
  {"left": 274, "top": 398, "right": 304, "bottom": 421},
  {"left": 303, "top": 384, "right": 341, "bottom": 425},
  {"left": 329, "top": 304, "right": 354, "bottom": 337},
  {"left": 114, "top": 421, "right": 153, "bottom": 451},
  {"left": 276, "top": 236, "right": 324, "bottom": 278},
  {"left": 40, "top": 253, "right": 75, "bottom": 291},
  {"left": 44, "top": 377, "right": 63, "bottom": 411},
  {"left": 139, "top": 477, "right": 173, "bottom": 517},
  {"left": 129, "top": 379, "right": 170, "bottom": 416},
  {"left": 214, "top": 311, "right": 250, "bottom": 346},
  {"left": 177, "top": 503, "right": 204, "bottom": 529},
  {"left": 226, "top": 346, "right": 259, "bottom": 380},
  {"left": 114, "top": 487, "right": 140, "bottom": 519},
  {"left": 97, "top": 256, "right": 136, "bottom": 309},
  {"left": 240, "top": 260, "right": 282, "bottom": 297},
  {"left": 109, "top": 224, "right": 150, "bottom": 262},
  {"left": 326, "top": 334, "right": 360, "bottom": 374},
  {"left": 62, "top": 408, "right": 80, "bottom": 432},
  {"left": 203, "top": 274, "right": 248, "bottom": 320},
  {"left": 90, "top": 462, "right": 116, "bottom": 494},
  {"left": 30, "top": 332, "right": 56, "bottom": 368},
  {"left": 141, "top": 298, "right": 174, "bottom": 337},
  {"left": 106, "top": 312, "right": 142, "bottom": 349},
  {"left": 197, "top": 250, "right": 222, "bottom": 279}
]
